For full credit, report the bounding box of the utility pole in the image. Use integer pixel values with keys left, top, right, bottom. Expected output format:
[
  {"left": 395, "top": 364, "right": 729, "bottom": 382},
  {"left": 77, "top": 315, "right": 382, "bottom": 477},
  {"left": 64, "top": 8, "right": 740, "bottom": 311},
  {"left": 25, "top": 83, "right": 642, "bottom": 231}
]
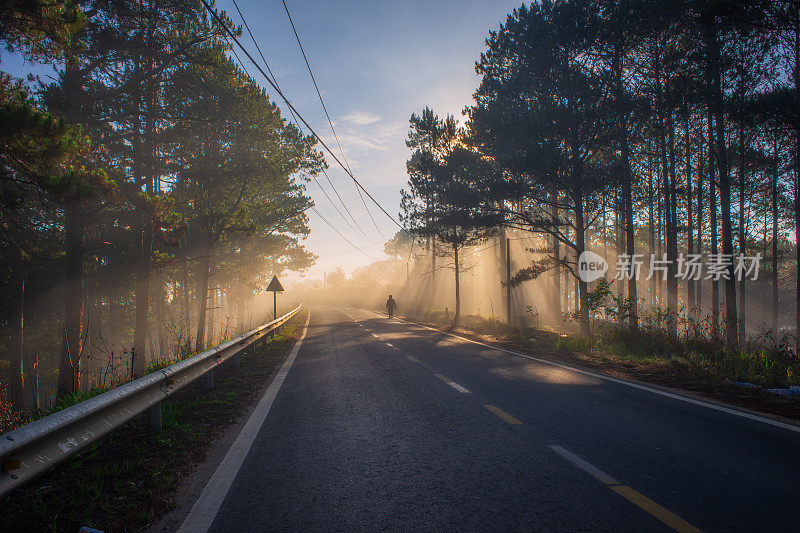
[{"left": 506, "top": 237, "right": 512, "bottom": 327}]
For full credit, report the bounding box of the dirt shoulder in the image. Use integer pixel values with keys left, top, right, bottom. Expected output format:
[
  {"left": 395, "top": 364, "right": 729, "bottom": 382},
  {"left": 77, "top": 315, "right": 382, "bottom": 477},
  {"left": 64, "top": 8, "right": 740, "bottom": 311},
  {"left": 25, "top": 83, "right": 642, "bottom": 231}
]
[
  {"left": 0, "top": 311, "right": 308, "bottom": 533},
  {"left": 397, "top": 313, "right": 800, "bottom": 426}
]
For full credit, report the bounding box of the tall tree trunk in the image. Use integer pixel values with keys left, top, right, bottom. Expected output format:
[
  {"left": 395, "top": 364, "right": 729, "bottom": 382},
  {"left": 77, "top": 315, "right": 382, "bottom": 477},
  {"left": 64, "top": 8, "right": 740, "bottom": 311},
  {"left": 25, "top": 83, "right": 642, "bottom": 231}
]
[
  {"left": 647, "top": 142, "right": 656, "bottom": 307},
  {"left": 80, "top": 282, "right": 89, "bottom": 392},
  {"left": 58, "top": 202, "right": 84, "bottom": 397},
  {"left": 686, "top": 114, "right": 695, "bottom": 319},
  {"left": 708, "top": 107, "right": 720, "bottom": 339},
  {"left": 656, "top": 52, "right": 669, "bottom": 314},
  {"left": 666, "top": 109, "right": 679, "bottom": 337},
  {"left": 131, "top": 58, "right": 146, "bottom": 377},
  {"left": 738, "top": 125, "right": 747, "bottom": 347},
  {"left": 27, "top": 345, "right": 38, "bottom": 411},
  {"left": 564, "top": 224, "right": 570, "bottom": 314},
  {"left": 576, "top": 200, "right": 589, "bottom": 336},
  {"left": 87, "top": 286, "right": 101, "bottom": 390},
  {"left": 453, "top": 243, "right": 460, "bottom": 327},
  {"left": 573, "top": 151, "right": 589, "bottom": 336},
  {"left": 182, "top": 249, "right": 190, "bottom": 338},
  {"left": 615, "top": 192, "right": 624, "bottom": 303},
  {"left": 133, "top": 212, "right": 151, "bottom": 377},
  {"left": 9, "top": 245, "right": 25, "bottom": 411},
  {"left": 134, "top": 63, "right": 157, "bottom": 377},
  {"left": 498, "top": 225, "right": 509, "bottom": 323},
  {"left": 706, "top": 21, "right": 738, "bottom": 347},
  {"left": 614, "top": 43, "right": 637, "bottom": 329},
  {"left": 602, "top": 192, "right": 608, "bottom": 261},
  {"left": 552, "top": 201, "right": 561, "bottom": 322},
  {"left": 772, "top": 135, "right": 779, "bottom": 331},
  {"left": 57, "top": 57, "right": 85, "bottom": 398},
  {"left": 792, "top": 15, "right": 800, "bottom": 354},
  {"left": 195, "top": 241, "right": 213, "bottom": 352},
  {"left": 696, "top": 143, "right": 704, "bottom": 318},
  {"left": 622, "top": 150, "right": 637, "bottom": 329}
]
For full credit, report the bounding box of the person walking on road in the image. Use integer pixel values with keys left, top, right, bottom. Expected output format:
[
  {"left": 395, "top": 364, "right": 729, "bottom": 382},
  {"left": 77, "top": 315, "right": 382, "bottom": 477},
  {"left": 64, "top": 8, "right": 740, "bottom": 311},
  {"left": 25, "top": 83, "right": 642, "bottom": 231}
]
[{"left": 386, "top": 295, "right": 397, "bottom": 318}]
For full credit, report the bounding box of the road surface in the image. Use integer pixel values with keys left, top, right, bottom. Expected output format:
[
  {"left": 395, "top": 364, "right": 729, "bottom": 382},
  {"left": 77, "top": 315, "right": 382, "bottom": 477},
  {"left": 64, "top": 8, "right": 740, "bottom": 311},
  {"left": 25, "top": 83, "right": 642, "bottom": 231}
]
[{"left": 184, "top": 307, "right": 800, "bottom": 532}]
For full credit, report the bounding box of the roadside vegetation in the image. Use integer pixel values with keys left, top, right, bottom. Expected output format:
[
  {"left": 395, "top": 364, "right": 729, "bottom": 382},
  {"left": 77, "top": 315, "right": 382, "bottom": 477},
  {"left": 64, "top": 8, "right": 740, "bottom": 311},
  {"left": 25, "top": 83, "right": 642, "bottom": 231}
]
[
  {"left": 0, "top": 312, "right": 305, "bottom": 533},
  {"left": 0, "top": 1, "right": 319, "bottom": 420}
]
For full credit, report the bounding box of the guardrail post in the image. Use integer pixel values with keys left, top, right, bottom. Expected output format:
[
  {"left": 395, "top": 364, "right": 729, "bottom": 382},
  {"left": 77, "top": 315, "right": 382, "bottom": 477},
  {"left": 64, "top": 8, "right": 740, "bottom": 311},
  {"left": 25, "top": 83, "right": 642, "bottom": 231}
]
[
  {"left": 233, "top": 350, "right": 240, "bottom": 370},
  {"left": 147, "top": 403, "right": 162, "bottom": 433},
  {"left": 204, "top": 369, "right": 214, "bottom": 390}
]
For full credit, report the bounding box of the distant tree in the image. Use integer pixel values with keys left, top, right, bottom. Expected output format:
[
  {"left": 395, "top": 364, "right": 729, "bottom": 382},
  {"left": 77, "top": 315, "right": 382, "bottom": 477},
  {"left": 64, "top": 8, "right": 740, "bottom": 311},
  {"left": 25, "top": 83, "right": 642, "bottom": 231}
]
[
  {"left": 383, "top": 230, "right": 414, "bottom": 259},
  {"left": 405, "top": 107, "right": 460, "bottom": 294},
  {"left": 402, "top": 136, "right": 499, "bottom": 327},
  {"left": 325, "top": 267, "right": 347, "bottom": 289}
]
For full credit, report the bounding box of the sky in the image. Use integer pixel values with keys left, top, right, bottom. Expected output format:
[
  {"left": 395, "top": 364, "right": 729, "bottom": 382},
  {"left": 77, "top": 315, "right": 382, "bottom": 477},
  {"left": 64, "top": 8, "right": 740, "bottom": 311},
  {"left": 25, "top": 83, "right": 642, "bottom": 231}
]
[
  {"left": 3, "top": 0, "right": 523, "bottom": 282},
  {"left": 222, "top": 0, "right": 524, "bottom": 282}
]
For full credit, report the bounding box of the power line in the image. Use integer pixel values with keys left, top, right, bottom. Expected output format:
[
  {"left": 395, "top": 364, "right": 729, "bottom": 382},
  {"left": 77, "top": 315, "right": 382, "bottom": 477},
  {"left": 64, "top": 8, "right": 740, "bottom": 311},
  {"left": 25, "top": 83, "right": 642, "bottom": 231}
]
[
  {"left": 311, "top": 207, "right": 379, "bottom": 260},
  {"left": 279, "top": 0, "right": 386, "bottom": 241},
  {"left": 229, "top": 0, "right": 377, "bottom": 246},
  {"left": 227, "top": 49, "right": 371, "bottom": 247},
  {"left": 201, "top": 0, "right": 408, "bottom": 236}
]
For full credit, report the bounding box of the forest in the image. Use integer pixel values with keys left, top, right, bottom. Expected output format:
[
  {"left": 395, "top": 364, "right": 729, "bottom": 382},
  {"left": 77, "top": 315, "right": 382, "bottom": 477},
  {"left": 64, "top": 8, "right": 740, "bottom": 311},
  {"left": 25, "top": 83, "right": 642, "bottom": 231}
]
[
  {"left": 0, "top": 1, "right": 320, "bottom": 420},
  {"left": 395, "top": 0, "right": 800, "bottom": 377},
  {"left": 5, "top": 0, "right": 800, "bottom": 425}
]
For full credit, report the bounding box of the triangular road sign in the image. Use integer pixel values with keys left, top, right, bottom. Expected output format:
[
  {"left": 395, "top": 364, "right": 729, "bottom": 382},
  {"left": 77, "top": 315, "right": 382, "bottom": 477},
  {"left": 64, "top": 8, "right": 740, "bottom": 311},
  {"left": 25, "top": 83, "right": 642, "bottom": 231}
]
[{"left": 266, "top": 275, "right": 284, "bottom": 292}]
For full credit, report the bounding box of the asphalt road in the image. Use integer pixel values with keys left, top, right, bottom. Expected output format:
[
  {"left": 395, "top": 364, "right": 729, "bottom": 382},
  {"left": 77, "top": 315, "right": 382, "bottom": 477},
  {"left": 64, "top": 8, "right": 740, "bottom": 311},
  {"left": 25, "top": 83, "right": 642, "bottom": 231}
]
[{"left": 200, "top": 307, "right": 800, "bottom": 532}]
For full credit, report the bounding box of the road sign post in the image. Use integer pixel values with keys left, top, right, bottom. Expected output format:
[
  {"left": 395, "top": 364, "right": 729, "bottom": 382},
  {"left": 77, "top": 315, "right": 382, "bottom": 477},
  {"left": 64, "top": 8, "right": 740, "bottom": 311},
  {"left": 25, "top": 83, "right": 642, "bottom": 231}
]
[{"left": 266, "top": 276, "right": 285, "bottom": 335}]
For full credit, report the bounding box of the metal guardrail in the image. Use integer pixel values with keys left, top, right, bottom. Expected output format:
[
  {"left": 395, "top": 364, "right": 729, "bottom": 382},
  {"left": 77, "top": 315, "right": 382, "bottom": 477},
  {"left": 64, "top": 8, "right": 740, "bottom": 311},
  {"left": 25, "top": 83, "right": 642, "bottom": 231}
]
[{"left": 0, "top": 304, "right": 303, "bottom": 498}]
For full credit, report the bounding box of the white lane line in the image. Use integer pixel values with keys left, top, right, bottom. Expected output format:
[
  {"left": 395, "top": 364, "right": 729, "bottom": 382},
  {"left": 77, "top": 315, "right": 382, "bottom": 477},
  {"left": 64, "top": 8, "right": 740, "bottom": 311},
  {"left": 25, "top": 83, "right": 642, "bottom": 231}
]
[
  {"left": 391, "top": 315, "right": 800, "bottom": 435},
  {"left": 548, "top": 445, "right": 618, "bottom": 485},
  {"left": 447, "top": 381, "right": 470, "bottom": 394},
  {"left": 385, "top": 343, "right": 394, "bottom": 347},
  {"left": 178, "top": 312, "right": 311, "bottom": 533},
  {"left": 434, "top": 373, "right": 471, "bottom": 394}
]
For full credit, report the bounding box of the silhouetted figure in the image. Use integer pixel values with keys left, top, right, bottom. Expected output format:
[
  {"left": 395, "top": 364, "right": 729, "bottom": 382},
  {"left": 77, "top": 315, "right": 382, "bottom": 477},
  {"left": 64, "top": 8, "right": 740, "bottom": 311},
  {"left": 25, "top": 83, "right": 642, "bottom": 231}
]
[{"left": 386, "top": 295, "right": 397, "bottom": 318}]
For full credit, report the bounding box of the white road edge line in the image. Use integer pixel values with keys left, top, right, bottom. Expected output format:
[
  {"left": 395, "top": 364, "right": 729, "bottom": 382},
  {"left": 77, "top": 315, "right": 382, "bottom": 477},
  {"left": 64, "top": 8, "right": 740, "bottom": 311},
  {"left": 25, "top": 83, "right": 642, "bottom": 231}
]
[
  {"left": 391, "top": 315, "right": 800, "bottom": 434},
  {"left": 177, "top": 311, "right": 312, "bottom": 533},
  {"left": 548, "top": 445, "right": 618, "bottom": 485}
]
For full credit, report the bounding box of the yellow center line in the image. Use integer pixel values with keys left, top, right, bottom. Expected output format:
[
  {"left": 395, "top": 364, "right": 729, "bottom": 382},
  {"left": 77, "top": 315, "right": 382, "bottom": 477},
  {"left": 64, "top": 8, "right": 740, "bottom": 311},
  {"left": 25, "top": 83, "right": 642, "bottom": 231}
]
[
  {"left": 483, "top": 404, "right": 523, "bottom": 425},
  {"left": 610, "top": 485, "right": 703, "bottom": 533}
]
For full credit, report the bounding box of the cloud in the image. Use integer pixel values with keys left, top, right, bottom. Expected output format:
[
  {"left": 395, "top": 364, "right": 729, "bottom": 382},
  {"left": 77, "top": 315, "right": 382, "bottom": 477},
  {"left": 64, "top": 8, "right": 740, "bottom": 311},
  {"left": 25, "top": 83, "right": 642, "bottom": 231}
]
[
  {"left": 323, "top": 120, "right": 405, "bottom": 159},
  {"left": 342, "top": 111, "right": 381, "bottom": 125}
]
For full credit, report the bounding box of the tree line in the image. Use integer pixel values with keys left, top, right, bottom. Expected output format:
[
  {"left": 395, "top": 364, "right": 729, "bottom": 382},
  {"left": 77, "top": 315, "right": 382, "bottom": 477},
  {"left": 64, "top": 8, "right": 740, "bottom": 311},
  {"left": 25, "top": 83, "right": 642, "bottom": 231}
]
[
  {"left": 1, "top": 1, "right": 321, "bottom": 415},
  {"left": 402, "top": 0, "right": 800, "bottom": 351}
]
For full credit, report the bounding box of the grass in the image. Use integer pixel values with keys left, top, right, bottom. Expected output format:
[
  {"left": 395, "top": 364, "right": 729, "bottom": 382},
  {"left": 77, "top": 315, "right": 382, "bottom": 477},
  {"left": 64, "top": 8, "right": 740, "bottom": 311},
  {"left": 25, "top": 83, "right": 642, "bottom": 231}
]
[
  {"left": 32, "top": 388, "right": 113, "bottom": 421},
  {"left": 0, "top": 312, "right": 305, "bottom": 533},
  {"left": 544, "top": 325, "right": 800, "bottom": 389}
]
